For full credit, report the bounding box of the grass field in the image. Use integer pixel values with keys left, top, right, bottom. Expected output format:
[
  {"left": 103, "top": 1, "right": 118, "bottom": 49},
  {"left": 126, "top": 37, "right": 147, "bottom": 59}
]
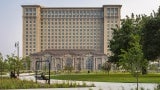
[{"left": 51, "top": 73, "right": 160, "bottom": 83}]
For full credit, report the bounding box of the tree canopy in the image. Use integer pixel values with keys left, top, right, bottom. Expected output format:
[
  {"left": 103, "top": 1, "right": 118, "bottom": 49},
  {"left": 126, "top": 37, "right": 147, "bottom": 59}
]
[
  {"left": 109, "top": 15, "right": 141, "bottom": 63},
  {"left": 142, "top": 8, "right": 160, "bottom": 60},
  {"left": 110, "top": 7, "right": 160, "bottom": 63}
]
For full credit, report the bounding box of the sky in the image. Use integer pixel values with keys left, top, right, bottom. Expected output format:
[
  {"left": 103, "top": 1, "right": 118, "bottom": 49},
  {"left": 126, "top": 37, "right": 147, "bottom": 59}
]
[{"left": 0, "top": 0, "right": 159, "bottom": 58}]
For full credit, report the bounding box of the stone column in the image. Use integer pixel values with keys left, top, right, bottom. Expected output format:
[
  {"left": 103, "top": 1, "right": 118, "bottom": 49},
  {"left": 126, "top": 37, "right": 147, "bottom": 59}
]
[
  {"left": 95, "top": 58, "right": 96, "bottom": 71},
  {"left": 55, "top": 58, "right": 57, "bottom": 71},
  {"left": 73, "top": 57, "right": 75, "bottom": 70},
  {"left": 83, "top": 57, "right": 86, "bottom": 71},
  {"left": 62, "top": 58, "right": 63, "bottom": 69},
  {"left": 81, "top": 58, "right": 83, "bottom": 70}
]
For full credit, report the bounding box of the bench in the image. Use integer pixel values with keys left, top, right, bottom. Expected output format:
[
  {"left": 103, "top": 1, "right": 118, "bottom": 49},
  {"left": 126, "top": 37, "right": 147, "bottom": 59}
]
[
  {"left": 35, "top": 75, "right": 49, "bottom": 83},
  {"left": 35, "top": 75, "right": 43, "bottom": 80}
]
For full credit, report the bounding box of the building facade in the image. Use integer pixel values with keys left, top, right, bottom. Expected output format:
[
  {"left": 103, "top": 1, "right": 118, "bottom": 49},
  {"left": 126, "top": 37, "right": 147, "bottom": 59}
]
[
  {"left": 22, "top": 5, "right": 121, "bottom": 57},
  {"left": 22, "top": 5, "right": 121, "bottom": 71}
]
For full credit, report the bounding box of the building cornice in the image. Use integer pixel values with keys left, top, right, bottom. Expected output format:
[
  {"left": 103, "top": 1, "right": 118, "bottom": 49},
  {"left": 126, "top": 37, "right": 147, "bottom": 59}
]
[
  {"left": 103, "top": 5, "right": 122, "bottom": 7},
  {"left": 21, "top": 5, "right": 41, "bottom": 7},
  {"left": 21, "top": 4, "right": 122, "bottom": 8}
]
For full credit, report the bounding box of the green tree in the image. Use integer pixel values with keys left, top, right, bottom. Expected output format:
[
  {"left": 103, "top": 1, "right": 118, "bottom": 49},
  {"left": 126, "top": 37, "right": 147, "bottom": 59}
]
[
  {"left": 119, "top": 34, "right": 147, "bottom": 74},
  {"left": 0, "top": 53, "right": 9, "bottom": 75},
  {"left": 0, "top": 52, "right": 3, "bottom": 76},
  {"left": 15, "top": 56, "right": 23, "bottom": 76},
  {"left": 0, "top": 52, "right": 2, "bottom": 60},
  {"left": 142, "top": 7, "right": 160, "bottom": 60},
  {"left": 22, "top": 56, "right": 31, "bottom": 70},
  {"left": 109, "top": 15, "right": 141, "bottom": 64},
  {"left": 110, "top": 14, "right": 149, "bottom": 74},
  {"left": 6, "top": 55, "right": 16, "bottom": 73},
  {"left": 6, "top": 55, "right": 23, "bottom": 76},
  {"left": 119, "top": 34, "right": 148, "bottom": 90}
]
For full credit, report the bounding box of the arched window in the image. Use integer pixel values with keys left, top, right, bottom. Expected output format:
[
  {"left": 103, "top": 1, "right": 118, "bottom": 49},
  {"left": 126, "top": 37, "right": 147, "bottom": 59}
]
[
  {"left": 56, "top": 64, "right": 61, "bottom": 70},
  {"left": 86, "top": 57, "right": 93, "bottom": 70},
  {"left": 66, "top": 57, "right": 72, "bottom": 67},
  {"left": 98, "top": 64, "right": 102, "bottom": 70}
]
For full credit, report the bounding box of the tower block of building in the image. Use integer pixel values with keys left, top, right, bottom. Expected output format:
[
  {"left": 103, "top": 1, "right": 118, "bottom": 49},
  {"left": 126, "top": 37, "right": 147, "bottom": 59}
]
[{"left": 22, "top": 5, "right": 121, "bottom": 71}]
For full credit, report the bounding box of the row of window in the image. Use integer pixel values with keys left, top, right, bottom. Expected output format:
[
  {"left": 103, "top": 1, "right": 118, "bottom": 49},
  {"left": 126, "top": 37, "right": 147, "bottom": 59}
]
[
  {"left": 25, "top": 42, "right": 36, "bottom": 44},
  {"left": 25, "top": 27, "right": 36, "bottom": 30},
  {"left": 41, "top": 29, "right": 102, "bottom": 32},
  {"left": 26, "top": 49, "right": 36, "bottom": 51},
  {"left": 25, "top": 13, "right": 36, "bottom": 16},
  {"left": 25, "top": 38, "right": 101, "bottom": 44},
  {"left": 41, "top": 33, "right": 100, "bottom": 36},
  {"left": 25, "top": 45, "right": 102, "bottom": 55},
  {"left": 41, "top": 35, "right": 101, "bottom": 38},
  {"left": 25, "top": 8, "right": 36, "bottom": 12},
  {"left": 25, "top": 37, "right": 103, "bottom": 42},
  {"left": 41, "top": 25, "right": 103, "bottom": 29},
  {"left": 26, "top": 45, "right": 36, "bottom": 48},
  {"left": 41, "top": 9, "right": 103, "bottom": 15},
  {"left": 25, "top": 38, "right": 36, "bottom": 41},
  {"left": 26, "top": 33, "right": 102, "bottom": 37},
  {"left": 41, "top": 22, "right": 103, "bottom": 25},
  {"left": 25, "top": 17, "right": 102, "bottom": 21},
  {"left": 107, "top": 8, "right": 118, "bottom": 16},
  {"left": 25, "top": 24, "right": 36, "bottom": 27},
  {"left": 25, "top": 35, "right": 36, "bottom": 37},
  {"left": 41, "top": 43, "right": 98, "bottom": 45},
  {"left": 25, "top": 31, "right": 36, "bottom": 34},
  {"left": 24, "top": 8, "right": 36, "bottom": 16},
  {"left": 40, "top": 39, "right": 101, "bottom": 42},
  {"left": 41, "top": 14, "right": 103, "bottom": 18},
  {"left": 41, "top": 46, "right": 101, "bottom": 50},
  {"left": 24, "top": 8, "right": 119, "bottom": 17},
  {"left": 41, "top": 18, "right": 102, "bottom": 21}
]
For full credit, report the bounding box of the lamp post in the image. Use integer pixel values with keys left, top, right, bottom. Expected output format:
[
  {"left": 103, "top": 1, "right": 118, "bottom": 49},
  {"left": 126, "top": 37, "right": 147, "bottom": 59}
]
[{"left": 15, "top": 41, "right": 19, "bottom": 58}]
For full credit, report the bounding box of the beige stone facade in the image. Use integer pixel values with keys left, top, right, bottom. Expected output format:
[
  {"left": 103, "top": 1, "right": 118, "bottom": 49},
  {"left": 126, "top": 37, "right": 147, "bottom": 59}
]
[
  {"left": 22, "top": 5, "right": 121, "bottom": 57},
  {"left": 30, "top": 49, "right": 107, "bottom": 71},
  {"left": 22, "top": 5, "right": 121, "bottom": 71}
]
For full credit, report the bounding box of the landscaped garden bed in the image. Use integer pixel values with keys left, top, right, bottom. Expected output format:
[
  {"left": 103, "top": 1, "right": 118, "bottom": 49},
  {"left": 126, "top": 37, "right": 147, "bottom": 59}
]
[{"left": 0, "top": 77, "right": 94, "bottom": 89}]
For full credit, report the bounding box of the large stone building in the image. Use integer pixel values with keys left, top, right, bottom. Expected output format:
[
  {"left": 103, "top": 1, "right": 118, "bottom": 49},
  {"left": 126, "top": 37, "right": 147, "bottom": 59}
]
[{"left": 22, "top": 5, "right": 121, "bottom": 71}]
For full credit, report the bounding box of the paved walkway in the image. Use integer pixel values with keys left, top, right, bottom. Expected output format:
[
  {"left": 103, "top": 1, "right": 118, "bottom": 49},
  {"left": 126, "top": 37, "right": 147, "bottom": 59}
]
[{"left": 17, "top": 73, "right": 157, "bottom": 90}]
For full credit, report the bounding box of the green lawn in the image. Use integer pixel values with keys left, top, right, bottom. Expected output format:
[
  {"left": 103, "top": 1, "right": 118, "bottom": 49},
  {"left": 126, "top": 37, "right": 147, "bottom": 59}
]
[{"left": 51, "top": 73, "right": 160, "bottom": 83}]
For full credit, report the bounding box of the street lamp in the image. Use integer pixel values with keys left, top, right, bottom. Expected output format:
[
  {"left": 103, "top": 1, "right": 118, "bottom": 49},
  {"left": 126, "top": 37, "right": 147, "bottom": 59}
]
[{"left": 15, "top": 41, "right": 19, "bottom": 58}]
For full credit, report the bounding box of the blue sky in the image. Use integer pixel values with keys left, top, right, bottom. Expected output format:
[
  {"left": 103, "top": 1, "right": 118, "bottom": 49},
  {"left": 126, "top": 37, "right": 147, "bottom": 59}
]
[{"left": 0, "top": 0, "right": 159, "bottom": 58}]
